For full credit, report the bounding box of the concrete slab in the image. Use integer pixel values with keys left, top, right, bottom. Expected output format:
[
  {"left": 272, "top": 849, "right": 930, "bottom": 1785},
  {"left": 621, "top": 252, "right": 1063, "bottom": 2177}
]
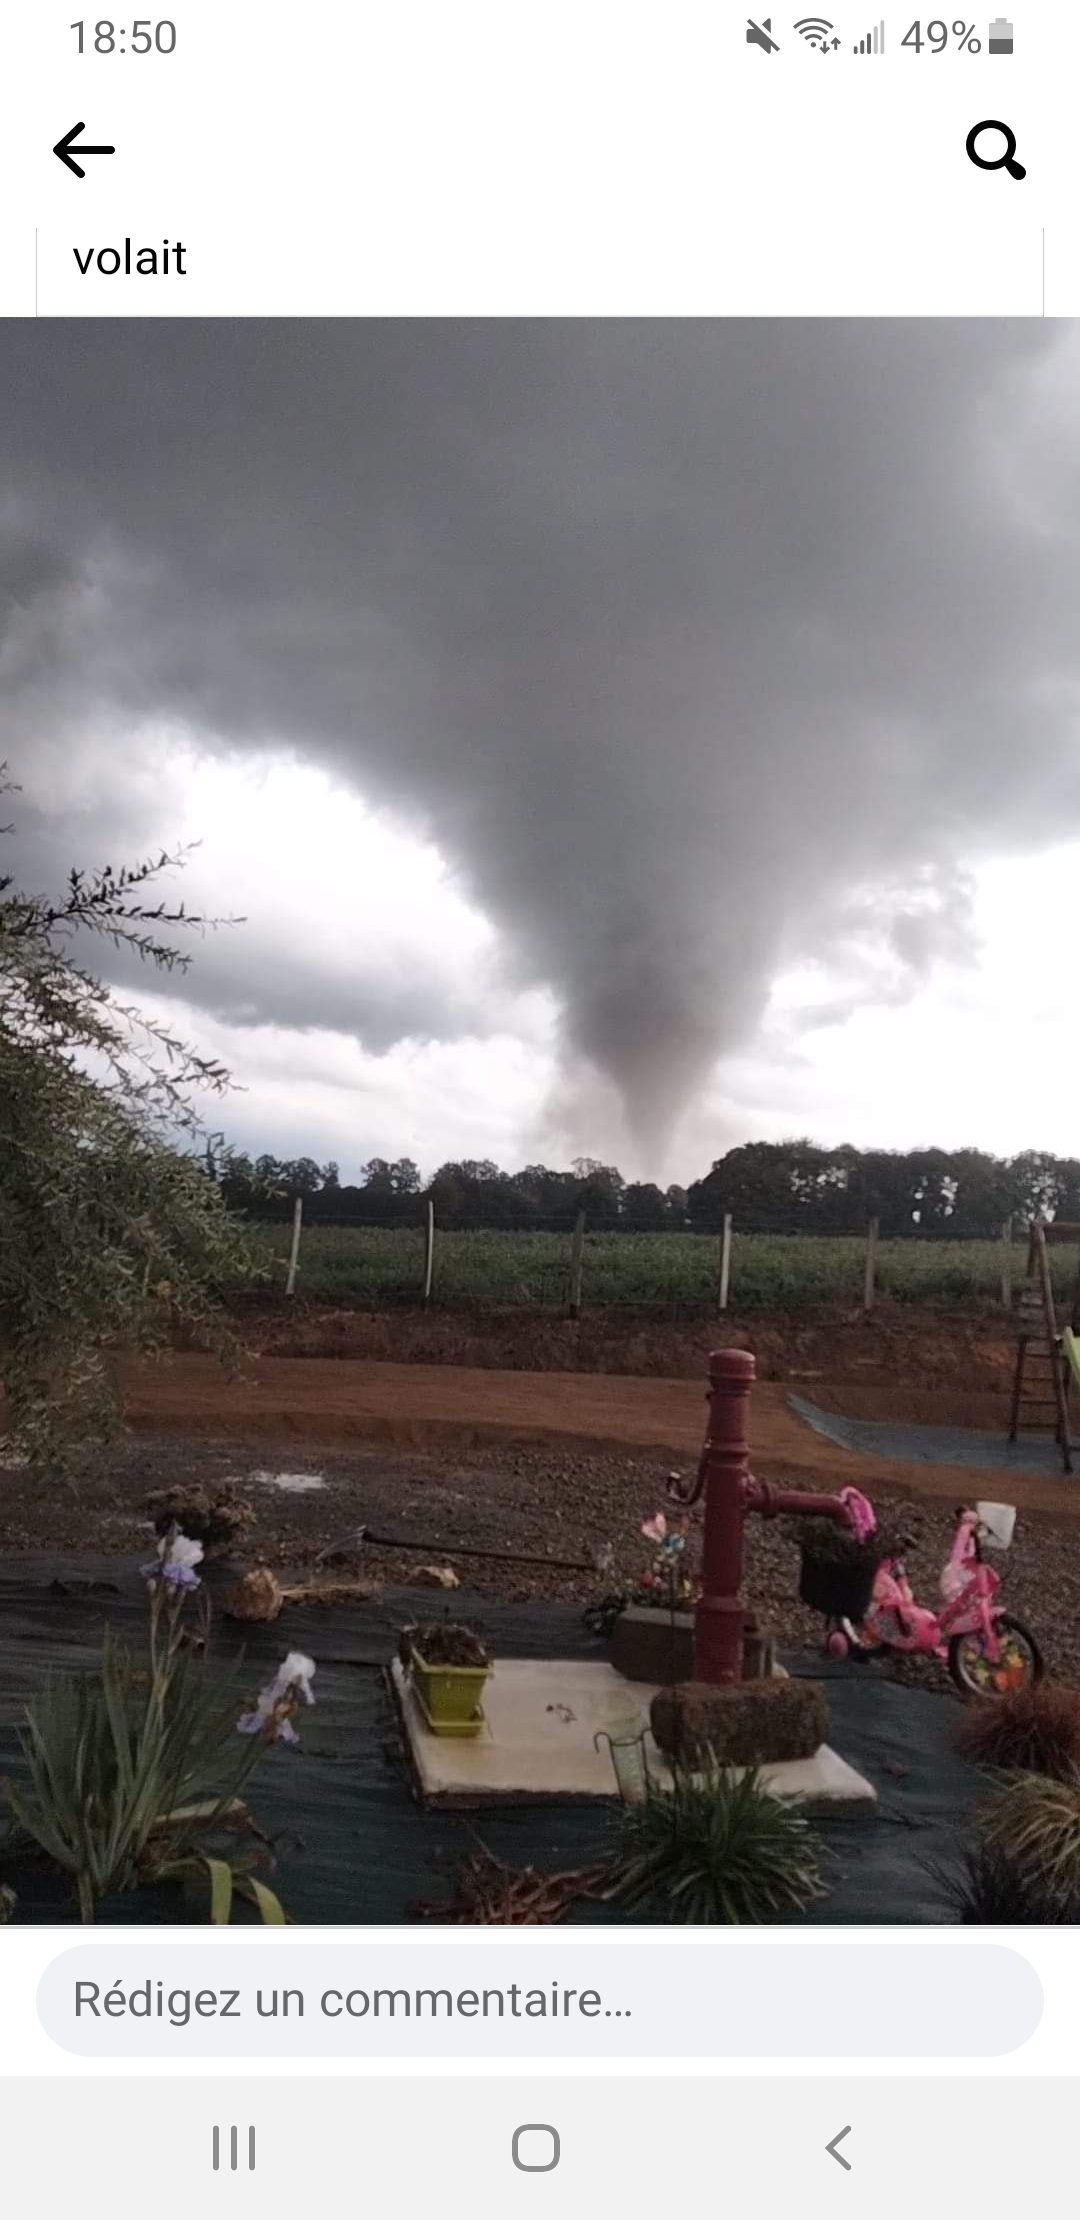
[{"left": 391, "top": 1657, "right": 877, "bottom": 1811}]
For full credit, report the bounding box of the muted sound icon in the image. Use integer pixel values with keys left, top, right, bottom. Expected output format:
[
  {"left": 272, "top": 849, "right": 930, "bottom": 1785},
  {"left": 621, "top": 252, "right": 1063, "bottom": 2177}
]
[
  {"left": 746, "top": 16, "right": 780, "bottom": 51},
  {"left": 854, "top": 18, "right": 885, "bottom": 50}
]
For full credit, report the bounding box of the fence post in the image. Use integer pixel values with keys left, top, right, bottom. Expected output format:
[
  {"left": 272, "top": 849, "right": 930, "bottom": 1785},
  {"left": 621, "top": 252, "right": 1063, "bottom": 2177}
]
[
  {"left": 1000, "top": 1215, "right": 1014, "bottom": 1308},
  {"left": 423, "top": 1200, "right": 435, "bottom": 1307},
  {"left": 718, "top": 1212, "right": 733, "bottom": 1311},
  {"left": 569, "top": 1209, "right": 586, "bottom": 1319},
  {"left": 863, "top": 1217, "right": 879, "bottom": 1314},
  {"left": 285, "top": 1196, "right": 303, "bottom": 1297}
]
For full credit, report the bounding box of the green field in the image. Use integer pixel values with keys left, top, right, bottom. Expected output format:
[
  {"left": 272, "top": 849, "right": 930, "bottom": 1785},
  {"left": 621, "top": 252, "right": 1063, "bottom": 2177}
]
[{"left": 240, "top": 1223, "right": 1060, "bottom": 1313}]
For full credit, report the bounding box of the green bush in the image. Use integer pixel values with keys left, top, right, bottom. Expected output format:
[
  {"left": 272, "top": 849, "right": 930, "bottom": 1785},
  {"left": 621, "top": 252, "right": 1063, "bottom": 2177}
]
[
  {"left": 0, "top": 777, "right": 260, "bottom": 1470},
  {"left": 608, "top": 1758, "right": 827, "bottom": 1924},
  {"left": 978, "top": 1770, "right": 1080, "bottom": 1917},
  {"left": 955, "top": 1681, "right": 1080, "bottom": 1783},
  {"left": 936, "top": 1841, "right": 1080, "bottom": 1925},
  {"left": 1, "top": 1563, "right": 293, "bottom": 1923}
]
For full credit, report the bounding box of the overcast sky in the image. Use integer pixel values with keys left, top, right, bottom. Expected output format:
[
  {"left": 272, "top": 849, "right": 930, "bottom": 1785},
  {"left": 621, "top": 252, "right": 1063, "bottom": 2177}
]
[{"left": 2, "top": 320, "right": 1079, "bottom": 1184}]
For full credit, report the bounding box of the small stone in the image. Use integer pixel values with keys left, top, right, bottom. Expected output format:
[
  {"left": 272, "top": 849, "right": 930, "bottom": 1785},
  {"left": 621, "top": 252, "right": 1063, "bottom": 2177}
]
[
  {"left": 650, "top": 1677, "right": 829, "bottom": 1767},
  {"left": 415, "top": 1563, "right": 461, "bottom": 1589}
]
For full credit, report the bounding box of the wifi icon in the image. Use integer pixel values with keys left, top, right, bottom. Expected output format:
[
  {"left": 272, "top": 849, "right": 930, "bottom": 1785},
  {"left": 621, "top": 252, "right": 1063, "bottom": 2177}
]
[{"left": 794, "top": 16, "right": 839, "bottom": 47}]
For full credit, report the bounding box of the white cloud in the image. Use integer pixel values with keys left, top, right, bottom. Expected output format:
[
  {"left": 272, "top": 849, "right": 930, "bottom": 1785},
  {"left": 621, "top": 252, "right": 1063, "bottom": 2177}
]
[
  {"left": 679, "top": 842, "right": 1080, "bottom": 1166},
  {"left": 25, "top": 739, "right": 1080, "bottom": 1179},
  {"left": 130, "top": 985, "right": 560, "bottom": 1182}
]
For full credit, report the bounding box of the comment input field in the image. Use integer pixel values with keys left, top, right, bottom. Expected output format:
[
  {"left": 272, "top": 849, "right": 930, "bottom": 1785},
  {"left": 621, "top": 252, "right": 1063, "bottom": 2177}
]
[{"left": 38, "top": 1945, "right": 1042, "bottom": 2058}]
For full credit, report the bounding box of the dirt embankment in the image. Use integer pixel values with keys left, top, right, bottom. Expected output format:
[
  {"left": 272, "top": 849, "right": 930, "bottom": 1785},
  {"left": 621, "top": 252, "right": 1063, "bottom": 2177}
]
[
  {"left": 109, "top": 1346, "right": 1068, "bottom": 1513},
  {"left": 238, "top": 1298, "right": 1019, "bottom": 1399}
]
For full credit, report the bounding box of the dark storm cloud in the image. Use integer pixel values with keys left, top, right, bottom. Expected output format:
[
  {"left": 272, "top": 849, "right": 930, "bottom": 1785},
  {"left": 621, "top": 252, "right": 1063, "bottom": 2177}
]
[{"left": 2, "top": 321, "right": 1079, "bottom": 1158}]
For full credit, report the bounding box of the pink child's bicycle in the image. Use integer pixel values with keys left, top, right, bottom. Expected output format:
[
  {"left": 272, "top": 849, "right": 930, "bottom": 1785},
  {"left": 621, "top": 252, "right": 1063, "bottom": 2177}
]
[{"left": 824, "top": 1497, "right": 1043, "bottom": 1697}]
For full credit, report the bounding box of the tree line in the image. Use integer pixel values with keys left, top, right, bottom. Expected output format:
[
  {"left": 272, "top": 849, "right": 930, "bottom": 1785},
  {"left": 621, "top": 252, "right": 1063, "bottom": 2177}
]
[{"left": 209, "top": 1140, "right": 1080, "bottom": 1240}]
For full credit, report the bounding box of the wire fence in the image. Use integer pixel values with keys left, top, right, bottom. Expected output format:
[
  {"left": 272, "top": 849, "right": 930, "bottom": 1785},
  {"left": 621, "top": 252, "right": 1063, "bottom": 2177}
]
[{"left": 234, "top": 1210, "right": 1073, "bottom": 1316}]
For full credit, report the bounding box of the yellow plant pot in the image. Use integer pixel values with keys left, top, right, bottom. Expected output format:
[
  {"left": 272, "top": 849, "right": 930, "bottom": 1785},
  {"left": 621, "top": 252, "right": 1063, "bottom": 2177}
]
[{"left": 409, "top": 1646, "right": 491, "bottom": 1736}]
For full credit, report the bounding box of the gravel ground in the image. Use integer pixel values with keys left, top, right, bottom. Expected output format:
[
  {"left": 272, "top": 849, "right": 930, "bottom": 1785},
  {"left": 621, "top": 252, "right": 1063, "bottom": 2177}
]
[{"left": 3, "top": 1431, "right": 1079, "bottom": 1690}]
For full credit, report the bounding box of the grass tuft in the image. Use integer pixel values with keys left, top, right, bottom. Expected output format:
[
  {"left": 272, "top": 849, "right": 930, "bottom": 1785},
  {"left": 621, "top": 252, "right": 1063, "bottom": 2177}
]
[
  {"left": 978, "top": 1769, "right": 1080, "bottom": 1916},
  {"left": 955, "top": 1681, "right": 1080, "bottom": 1783},
  {"left": 607, "top": 1757, "right": 827, "bottom": 1924},
  {"left": 934, "top": 1840, "right": 1080, "bottom": 1924}
]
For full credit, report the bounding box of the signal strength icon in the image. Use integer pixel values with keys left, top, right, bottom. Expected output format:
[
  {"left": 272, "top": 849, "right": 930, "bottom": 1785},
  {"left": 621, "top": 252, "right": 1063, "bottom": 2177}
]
[
  {"left": 854, "top": 18, "right": 885, "bottom": 50},
  {"left": 794, "top": 16, "right": 839, "bottom": 47}
]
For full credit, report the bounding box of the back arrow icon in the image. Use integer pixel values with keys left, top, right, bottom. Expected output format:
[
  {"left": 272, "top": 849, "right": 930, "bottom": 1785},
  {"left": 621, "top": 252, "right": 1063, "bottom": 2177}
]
[
  {"left": 53, "top": 123, "right": 116, "bottom": 178},
  {"left": 826, "top": 2128, "right": 852, "bottom": 2171}
]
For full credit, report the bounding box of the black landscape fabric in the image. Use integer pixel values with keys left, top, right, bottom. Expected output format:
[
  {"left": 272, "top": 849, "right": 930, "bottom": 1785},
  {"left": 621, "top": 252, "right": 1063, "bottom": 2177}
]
[
  {"left": 0, "top": 1557, "right": 976, "bottom": 1925},
  {"left": 789, "top": 1394, "right": 1068, "bottom": 1476}
]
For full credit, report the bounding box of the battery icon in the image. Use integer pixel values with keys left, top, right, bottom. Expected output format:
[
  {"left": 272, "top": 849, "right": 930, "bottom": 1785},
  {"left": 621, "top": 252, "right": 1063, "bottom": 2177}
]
[{"left": 988, "top": 16, "right": 1014, "bottom": 51}]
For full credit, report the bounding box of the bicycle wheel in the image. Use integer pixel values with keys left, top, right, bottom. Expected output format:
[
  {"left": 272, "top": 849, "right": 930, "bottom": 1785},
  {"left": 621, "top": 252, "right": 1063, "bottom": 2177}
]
[{"left": 949, "top": 1614, "right": 1044, "bottom": 1696}]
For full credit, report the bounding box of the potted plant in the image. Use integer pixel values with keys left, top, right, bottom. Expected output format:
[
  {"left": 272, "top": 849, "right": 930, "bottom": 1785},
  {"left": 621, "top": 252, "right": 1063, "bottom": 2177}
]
[
  {"left": 591, "top": 1510, "right": 774, "bottom": 1683},
  {"left": 792, "top": 1515, "right": 884, "bottom": 1622},
  {"left": 602, "top": 1510, "right": 698, "bottom": 1684},
  {"left": 401, "top": 1620, "right": 492, "bottom": 1736}
]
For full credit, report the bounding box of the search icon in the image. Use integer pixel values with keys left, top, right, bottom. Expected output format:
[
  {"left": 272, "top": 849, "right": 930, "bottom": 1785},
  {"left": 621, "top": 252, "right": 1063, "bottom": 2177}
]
[{"left": 966, "top": 119, "right": 1026, "bottom": 179}]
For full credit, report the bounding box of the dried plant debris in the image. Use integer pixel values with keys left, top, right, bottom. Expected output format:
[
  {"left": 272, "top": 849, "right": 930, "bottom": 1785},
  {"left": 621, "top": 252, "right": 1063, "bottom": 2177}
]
[
  {"left": 411, "top": 1846, "right": 611, "bottom": 1924},
  {"left": 147, "top": 1482, "right": 256, "bottom": 1558},
  {"left": 222, "top": 1566, "right": 286, "bottom": 1622},
  {"left": 223, "top": 1566, "right": 383, "bottom": 1621}
]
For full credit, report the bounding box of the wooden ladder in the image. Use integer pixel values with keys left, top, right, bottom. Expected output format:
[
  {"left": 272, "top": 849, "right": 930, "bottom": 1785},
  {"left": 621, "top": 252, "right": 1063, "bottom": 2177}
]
[{"left": 1008, "top": 1220, "right": 1073, "bottom": 1473}]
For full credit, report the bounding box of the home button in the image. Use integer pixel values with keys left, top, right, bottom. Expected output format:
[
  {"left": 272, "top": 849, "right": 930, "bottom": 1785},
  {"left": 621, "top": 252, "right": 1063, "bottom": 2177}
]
[{"left": 512, "top": 2125, "right": 561, "bottom": 2173}]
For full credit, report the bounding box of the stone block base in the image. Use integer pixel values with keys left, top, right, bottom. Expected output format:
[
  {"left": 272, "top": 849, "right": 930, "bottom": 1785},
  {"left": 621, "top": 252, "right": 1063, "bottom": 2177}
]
[
  {"left": 650, "top": 1676, "right": 829, "bottom": 1767},
  {"left": 610, "top": 1608, "right": 694, "bottom": 1685},
  {"left": 611, "top": 1609, "right": 777, "bottom": 1686}
]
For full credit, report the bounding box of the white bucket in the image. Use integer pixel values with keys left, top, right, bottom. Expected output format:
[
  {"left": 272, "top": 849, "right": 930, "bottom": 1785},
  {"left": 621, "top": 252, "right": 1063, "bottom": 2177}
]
[{"left": 976, "top": 1501, "right": 1016, "bottom": 1550}]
